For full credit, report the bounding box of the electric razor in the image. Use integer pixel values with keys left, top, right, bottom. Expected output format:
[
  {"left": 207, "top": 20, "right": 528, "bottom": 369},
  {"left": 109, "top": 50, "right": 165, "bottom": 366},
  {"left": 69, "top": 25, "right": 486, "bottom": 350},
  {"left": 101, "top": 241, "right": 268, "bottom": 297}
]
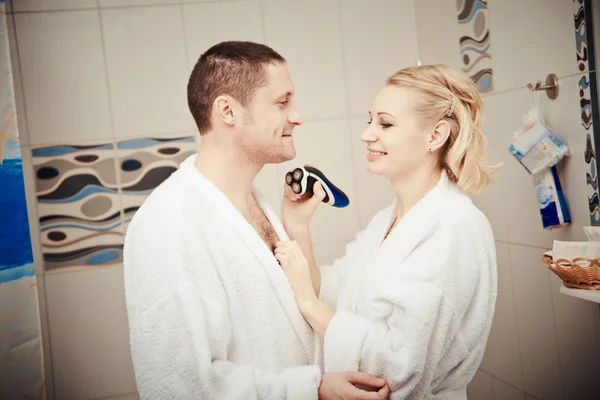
[{"left": 285, "top": 166, "right": 350, "bottom": 208}]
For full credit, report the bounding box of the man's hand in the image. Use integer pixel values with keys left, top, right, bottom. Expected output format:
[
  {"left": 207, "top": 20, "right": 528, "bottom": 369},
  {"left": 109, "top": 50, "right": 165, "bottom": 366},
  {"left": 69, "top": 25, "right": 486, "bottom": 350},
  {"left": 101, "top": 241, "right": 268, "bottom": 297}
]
[{"left": 319, "top": 372, "right": 390, "bottom": 400}]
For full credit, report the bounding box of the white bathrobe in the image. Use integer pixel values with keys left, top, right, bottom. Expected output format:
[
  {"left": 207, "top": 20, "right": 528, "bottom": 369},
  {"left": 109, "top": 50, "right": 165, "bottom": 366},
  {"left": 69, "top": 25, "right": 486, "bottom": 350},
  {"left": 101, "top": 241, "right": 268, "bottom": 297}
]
[
  {"left": 319, "top": 172, "right": 497, "bottom": 399},
  {"left": 123, "top": 155, "right": 321, "bottom": 399}
]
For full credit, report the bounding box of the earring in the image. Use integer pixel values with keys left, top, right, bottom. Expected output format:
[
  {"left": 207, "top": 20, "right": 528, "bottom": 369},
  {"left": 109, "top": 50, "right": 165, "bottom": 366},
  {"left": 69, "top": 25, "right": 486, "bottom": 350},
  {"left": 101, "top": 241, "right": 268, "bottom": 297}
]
[{"left": 428, "top": 148, "right": 432, "bottom": 154}]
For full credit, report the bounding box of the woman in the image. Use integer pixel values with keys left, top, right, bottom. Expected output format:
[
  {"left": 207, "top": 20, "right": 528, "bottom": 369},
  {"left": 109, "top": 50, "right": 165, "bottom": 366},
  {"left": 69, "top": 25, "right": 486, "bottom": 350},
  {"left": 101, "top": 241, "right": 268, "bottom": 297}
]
[{"left": 274, "top": 64, "right": 500, "bottom": 399}]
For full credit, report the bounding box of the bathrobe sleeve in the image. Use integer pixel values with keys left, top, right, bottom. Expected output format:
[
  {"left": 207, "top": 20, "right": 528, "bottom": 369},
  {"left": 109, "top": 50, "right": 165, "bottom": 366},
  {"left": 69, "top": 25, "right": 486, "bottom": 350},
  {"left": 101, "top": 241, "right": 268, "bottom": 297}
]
[
  {"left": 125, "top": 211, "right": 321, "bottom": 400},
  {"left": 322, "top": 231, "right": 472, "bottom": 399}
]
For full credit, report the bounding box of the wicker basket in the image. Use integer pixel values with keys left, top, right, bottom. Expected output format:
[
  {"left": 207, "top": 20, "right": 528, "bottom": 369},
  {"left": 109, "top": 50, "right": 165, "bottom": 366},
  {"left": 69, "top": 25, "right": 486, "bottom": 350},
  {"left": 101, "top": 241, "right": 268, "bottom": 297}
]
[{"left": 542, "top": 254, "right": 600, "bottom": 290}]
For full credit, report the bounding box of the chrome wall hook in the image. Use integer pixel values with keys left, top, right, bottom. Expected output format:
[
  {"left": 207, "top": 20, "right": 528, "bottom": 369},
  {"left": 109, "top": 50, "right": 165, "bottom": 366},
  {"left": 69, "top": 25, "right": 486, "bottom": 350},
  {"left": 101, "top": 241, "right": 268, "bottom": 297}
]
[{"left": 527, "top": 73, "right": 559, "bottom": 100}]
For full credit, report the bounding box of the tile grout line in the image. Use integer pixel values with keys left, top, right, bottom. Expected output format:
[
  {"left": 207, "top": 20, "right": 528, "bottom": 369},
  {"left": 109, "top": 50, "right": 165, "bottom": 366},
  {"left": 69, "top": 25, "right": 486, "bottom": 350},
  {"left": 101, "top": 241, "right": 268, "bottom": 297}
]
[
  {"left": 9, "top": 12, "right": 44, "bottom": 275},
  {"left": 257, "top": 0, "right": 267, "bottom": 46},
  {"left": 8, "top": 0, "right": 252, "bottom": 14},
  {"left": 96, "top": 4, "right": 126, "bottom": 243},
  {"left": 26, "top": 130, "right": 199, "bottom": 149},
  {"left": 545, "top": 264, "right": 566, "bottom": 398},
  {"left": 257, "top": 0, "right": 284, "bottom": 201},
  {"left": 495, "top": 240, "right": 551, "bottom": 252},
  {"left": 35, "top": 275, "right": 55, "bottom": 400},
  {"left": 482, "top": 70, "right": 597, "bottom": 99},
  {"left": 334, "top": 0, "right": 362, "bottom": 232},
  {"left": 179, "top": 2, "right": 191, "bottom": 72},
  {"left": 478, "top": 368, "right": 542, "bottom": 400},
  {"left": 8, "top": 12, "right": 30, "bottom": 147},
  {"left": 505, "top": 244, "right": 528, "bottom": 399}
]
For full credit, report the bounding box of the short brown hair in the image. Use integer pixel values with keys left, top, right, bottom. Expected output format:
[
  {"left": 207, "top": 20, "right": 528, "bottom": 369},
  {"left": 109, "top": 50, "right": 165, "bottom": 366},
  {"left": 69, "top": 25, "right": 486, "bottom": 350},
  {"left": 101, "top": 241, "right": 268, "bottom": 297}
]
[{"left": 187, "top": 41, "right": 286, "bottom": 134}]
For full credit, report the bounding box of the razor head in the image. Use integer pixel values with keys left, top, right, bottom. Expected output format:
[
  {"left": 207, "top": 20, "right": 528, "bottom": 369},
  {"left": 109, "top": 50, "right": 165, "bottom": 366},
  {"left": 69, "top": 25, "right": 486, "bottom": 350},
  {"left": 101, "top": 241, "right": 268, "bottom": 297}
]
[
  {"left": 285, "top": 166, "right": 350, "bottom": 208},
  {"left": 285, "top": 171, "right": 303, "bottom": 194}
]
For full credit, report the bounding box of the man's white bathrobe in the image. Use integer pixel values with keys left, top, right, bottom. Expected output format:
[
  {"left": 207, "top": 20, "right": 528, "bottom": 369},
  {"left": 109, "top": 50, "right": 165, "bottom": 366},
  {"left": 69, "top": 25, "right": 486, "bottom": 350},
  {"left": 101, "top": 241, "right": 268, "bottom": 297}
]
[
  {"left": 319, "top": 172, "right": 497, "bottom": 399},
  {"left": 123, "top": 155, "right": 321, "bottom": 399}
]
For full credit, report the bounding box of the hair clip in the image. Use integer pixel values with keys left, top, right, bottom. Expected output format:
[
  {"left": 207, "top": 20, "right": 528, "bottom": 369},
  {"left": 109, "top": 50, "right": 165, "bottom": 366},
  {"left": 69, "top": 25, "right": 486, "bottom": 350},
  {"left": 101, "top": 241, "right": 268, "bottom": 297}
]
[{"left": 447, "top": 98, "right": 456, "bottom": 117}]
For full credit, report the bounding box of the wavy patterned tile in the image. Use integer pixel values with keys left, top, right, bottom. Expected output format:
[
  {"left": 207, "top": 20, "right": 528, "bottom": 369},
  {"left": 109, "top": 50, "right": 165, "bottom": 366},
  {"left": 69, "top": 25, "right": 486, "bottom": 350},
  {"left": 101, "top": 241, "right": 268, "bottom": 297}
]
[
  {"left": 573, "top": 0, "right": 600, "bottom": 225},
  {"left": 456, "top": 0, "right": 493, "bottom": 92},
  {"left": 31, "top": 143, "right": 123, "bottom": 271},
  {"left": 116, "top": 136, "right": 197, "bottom": 232}
]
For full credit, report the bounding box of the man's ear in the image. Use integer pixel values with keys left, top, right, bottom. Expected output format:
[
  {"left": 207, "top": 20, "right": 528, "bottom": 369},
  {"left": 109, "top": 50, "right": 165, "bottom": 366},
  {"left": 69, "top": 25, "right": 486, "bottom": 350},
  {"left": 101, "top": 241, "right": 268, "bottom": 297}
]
[
  {"left": 428, "top": 120, "right": 451, "bottom": 152},
  {"left": 214, "top": 95, "right": 236, "bottom": 126}
]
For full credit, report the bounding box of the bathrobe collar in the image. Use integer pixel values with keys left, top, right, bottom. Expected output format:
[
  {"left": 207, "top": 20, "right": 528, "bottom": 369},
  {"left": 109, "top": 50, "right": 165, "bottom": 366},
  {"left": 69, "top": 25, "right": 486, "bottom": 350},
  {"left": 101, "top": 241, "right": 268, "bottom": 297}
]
[{"left": 180, "top": 155, "right": 314, "bottom": 360}]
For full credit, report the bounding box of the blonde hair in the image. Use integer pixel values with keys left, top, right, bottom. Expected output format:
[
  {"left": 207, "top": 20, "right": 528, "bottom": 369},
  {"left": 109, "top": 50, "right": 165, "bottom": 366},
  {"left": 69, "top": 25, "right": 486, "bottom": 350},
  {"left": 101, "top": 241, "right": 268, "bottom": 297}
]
[{"left": 386, "top": 64, "right": 501, "bottom": 194}]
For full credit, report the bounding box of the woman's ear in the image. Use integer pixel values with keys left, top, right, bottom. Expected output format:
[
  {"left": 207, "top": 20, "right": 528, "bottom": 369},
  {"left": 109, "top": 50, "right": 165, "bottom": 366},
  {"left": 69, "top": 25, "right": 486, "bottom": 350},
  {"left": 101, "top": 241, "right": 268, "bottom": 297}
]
[{"left": 428, "top": 120, "right": 451, "bottom": 152}]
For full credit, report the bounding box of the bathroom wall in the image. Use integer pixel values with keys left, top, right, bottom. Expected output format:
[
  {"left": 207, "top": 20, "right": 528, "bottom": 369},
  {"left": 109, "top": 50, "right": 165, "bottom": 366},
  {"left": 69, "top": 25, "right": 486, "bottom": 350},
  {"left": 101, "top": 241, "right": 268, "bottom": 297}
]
[
  {"left": 5, "top": 0, "right": 418, "bottom": 398},
  {"left": 6, "top": 0, "right": 600, "bottom": 399},
  {"left": 415, "top": 0, "right": 600, "bottom": 399}
]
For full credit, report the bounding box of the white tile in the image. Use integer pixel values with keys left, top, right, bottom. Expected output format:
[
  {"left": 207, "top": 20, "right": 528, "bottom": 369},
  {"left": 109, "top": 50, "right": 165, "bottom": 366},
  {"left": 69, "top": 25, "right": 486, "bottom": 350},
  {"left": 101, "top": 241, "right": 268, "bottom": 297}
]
[
  {"left": 183, "top": 1, "right": 264, "bottom": 71},
  {"left": 6, "top": 14, "right": 29, "bottom": 146},
  {"left": 276, "top": 119, "right": 360, "bottom": 243},
  {"left": 339, "top": 0, "right": 418, "bottom": 117},
  {"left": 15, "top": 11, "right": 112, "bottom": 146},
  {"left": 502, "top": 74, "right": 590, "bottom": 249},
  {"left": 348, "top": 117, "right": 395, "bottom": 229},
  {"left": 0, "top": 276, "right": 45, "bottom": 399},
  {"left": 35, "top": 276, "right": 55, "bottom": 400},
  {"left": 470, "top": 150, "right": 509, "bottom": 242},
  {"left": 262, "top": 0, "right": 348, "bottom": 121},
  {"left": 487, "top": 0, "right": 577, "bottom": 92},
  {"left": 255, "top": 163, "right": 282, "bottom": 217},
  {"left": 509, "top": 244, "right": 562, "bottom": 400},
  {"left": 480, "top": 243, "right": 524, "bottom": 389},
  {"left": 45, "top": 265, "right": 136, "bottom": 400},
  {"left": 100, "top": 0, "right": 179, "bottom": 7},
  {"left": 481, "top": 87, "right": 534, "bottom": 150},
  {"left": 414, "top": 0, "right": 462, "bottom": 71},
  {"left": 474, "top": 85, "right": 531, "bottom": 243},
  {"left": 313, "top": 241, "right": 347, "bottom": 267},
  {"left": 550, "top": 277, "right": 600, "bottom": 398},
  {"left": 19, "top": 146, "right": 44, "bottom": 276},
  {"left": 12, "top": 0, "right": 97, "bottom": 12},
  {"left": 466, "top": 370, "right": 493, "bottom": 400},
  {"left": 492, "top": 378, "right": 526, "bottom": 400},
  {"left": 101, "top": 6, "right": 195, "bottom": 139}
]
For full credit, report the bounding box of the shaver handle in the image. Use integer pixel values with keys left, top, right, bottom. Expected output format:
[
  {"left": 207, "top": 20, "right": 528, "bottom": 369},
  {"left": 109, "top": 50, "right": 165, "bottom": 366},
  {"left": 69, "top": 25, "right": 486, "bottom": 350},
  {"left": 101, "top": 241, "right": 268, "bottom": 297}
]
[{"left": 305, "top": 175, "right": 330, "bottom": 203}]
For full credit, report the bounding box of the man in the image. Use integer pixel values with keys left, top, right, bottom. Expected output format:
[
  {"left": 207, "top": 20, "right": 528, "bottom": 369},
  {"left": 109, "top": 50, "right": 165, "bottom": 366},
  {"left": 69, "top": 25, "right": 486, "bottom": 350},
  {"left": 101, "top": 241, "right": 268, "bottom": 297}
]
[{"left": 123, "top": 41, "right": 389, "bottom": 399}]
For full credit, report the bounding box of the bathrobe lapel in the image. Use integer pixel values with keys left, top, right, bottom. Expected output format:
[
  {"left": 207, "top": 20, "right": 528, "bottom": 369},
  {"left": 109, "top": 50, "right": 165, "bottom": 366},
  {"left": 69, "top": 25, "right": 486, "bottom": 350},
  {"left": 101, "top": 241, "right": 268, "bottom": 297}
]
[
  {"left": 351, "top": 172, "right": 452, "bottom": 312},
  {"left": 386, "top": 171, "right": 451, "bottom": 254},
  {"left": 182, "top": 156, "right": 314, "bottom": 361}
]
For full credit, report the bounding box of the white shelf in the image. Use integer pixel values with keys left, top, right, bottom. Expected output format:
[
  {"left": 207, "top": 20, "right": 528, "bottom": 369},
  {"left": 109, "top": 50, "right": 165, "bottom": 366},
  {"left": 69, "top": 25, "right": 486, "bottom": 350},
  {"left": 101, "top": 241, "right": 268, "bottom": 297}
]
[{"left": 559, "top": 286, "right": 600, "bottom": 304}]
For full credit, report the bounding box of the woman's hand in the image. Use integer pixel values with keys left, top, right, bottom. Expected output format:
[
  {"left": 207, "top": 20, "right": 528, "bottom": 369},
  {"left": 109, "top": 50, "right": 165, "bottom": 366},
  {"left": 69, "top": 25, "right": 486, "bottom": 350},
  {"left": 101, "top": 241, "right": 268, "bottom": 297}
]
[
  {"left": 275, "top": 240, "right": 317, "bottom": 309},
  {"left": 275, "top": 241, "right": 336, "bottom": 339},
  {"left": 281, "top": 172, "right": 326, "bottom": 236}
]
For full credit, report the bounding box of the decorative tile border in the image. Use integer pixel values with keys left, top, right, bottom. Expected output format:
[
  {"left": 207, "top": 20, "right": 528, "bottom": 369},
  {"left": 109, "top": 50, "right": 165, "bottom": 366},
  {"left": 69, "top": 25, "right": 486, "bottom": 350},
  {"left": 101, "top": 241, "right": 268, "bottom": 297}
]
[
  {"left": 31, "top": 135, "right": 196, "bottom": 271},
  {"left": 456, "top": 0, "right": 493, "bottom": 93},
  {"left": 117, "top": 136, "right": 196, "bottom": 233},
  {"left": 574, "top": 0, "right": 600, "bottom": 225},
  {"left": 31, "top": 143, "right": 123, "bottom": 271}
]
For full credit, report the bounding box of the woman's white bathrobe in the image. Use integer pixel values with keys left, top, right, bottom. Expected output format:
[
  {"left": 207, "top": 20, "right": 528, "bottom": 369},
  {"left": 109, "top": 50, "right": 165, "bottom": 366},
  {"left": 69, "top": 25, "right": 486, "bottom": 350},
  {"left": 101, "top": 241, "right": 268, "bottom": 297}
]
[
  {"left": 123, "top": 155, "right": 321, "bottom": 399},
  {"left": 319, "top": 172, "right": 497, "bottom": 399}
]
